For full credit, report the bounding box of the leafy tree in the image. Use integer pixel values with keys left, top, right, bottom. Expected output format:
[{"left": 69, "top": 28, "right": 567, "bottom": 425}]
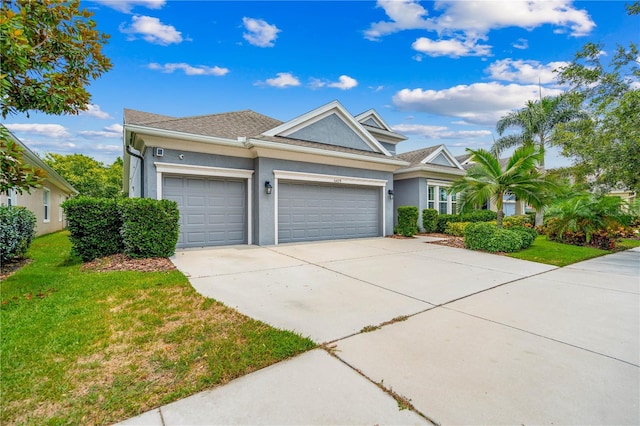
[
  {"left": 43, "top": 153, "right": 122, "bottom": 198},
  {"left": 450, "top": 145, "right": 553, "bottom": 228},
  {"left": 554, "top": 28, "right": 639, "bottom": 193},
  {"left": 0, "top": 0, "right": 112, "bottom": 118},
  {"left": 0, "top": 126, "right": 46, "bottom": 194}
]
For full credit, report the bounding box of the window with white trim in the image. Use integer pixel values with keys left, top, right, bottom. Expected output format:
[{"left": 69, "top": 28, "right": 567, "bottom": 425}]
[
  {"left": 43, "top": 188, "right": 50, "bottom": 222},
  {"left": 6, "top": 188, "right": 17, "bottom": 207},
  {"left": 59, "top": 194, "right": 64, "bottom": 222},
  {"left": 426, "top": 181, "right": 457, "bottom": 214}
]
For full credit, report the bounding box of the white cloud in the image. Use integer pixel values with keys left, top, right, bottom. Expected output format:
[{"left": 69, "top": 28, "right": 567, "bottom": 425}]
[
  {"left": 4, "top": 123, "right": 71, "bottom": 139},
  {"left": 78, "top": 123, "right": 123, "bottom": 139},
  {"left": 148, "top": 62, "right": 229, "bottom": 76},
  {"left": 391, "top": 123, "right": 491, "bottom": 140},
  {"left": 310, "top": 75, "right": 358, "bottom": 90},
  {"left": 242, "top": 17, "right": 280, "bottom": 47},
  {"left": 94, "top": 0, "right": 165, "bottom": 13},
  {"left": 120, "top": 15, "right": 182, "bottom": 45},
  {"left": 369, "top": 85, "right": 385, "bottom": 92},
  {"left": 365, "top": 0, "right": 431, "bottom": 41},
  {"left": 512, "top": 38, "right": 529, "bottom": 49},
  {"left": 412, "top": 36, "right": 491, "bottom": 57},
  {"left": 392, "top": 82, "right": 563, "bottom": 125},
  {"left": 261, "top": 72, "right": 301, "bottom": 88},
  {"left": 486, "top": 59, "right": 569, "bottom": 84},
  {"left": 80, "top": 104, "right": 112, "bottom": 119}
]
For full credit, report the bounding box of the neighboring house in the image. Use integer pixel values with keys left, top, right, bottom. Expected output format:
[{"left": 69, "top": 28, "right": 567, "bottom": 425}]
[
  {"left": 123, "top": 101, "right": 409, "bottom": 248},
  {"left": 0, "top": 127, "right": 78, "bottom": 236},
  {"left": 392, "top": 145, "right": 467, "bottom": 228}
]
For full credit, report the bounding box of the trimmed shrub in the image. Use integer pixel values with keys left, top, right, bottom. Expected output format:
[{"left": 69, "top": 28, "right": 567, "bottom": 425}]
[
  {"left": 396, "top": 206, "right": 419, "bottom": 237},
  {"left": 503, "top": 215, "right": 531, "bottom": 228},
  {"left": 422, "top": 208, "right": 438, "bottom": 233},
  {"left": 509, "top": 225, "right": 537, "bottom": 249},
  {"left": 436, "top": 214, "right": 456, "bottom": 233},
  {"left": 464, "top": 222, "right": 526, "bottom": 253},
  {"left": 63, "top": 197, "right": 123, "bottom": 261},
  {"left": 0, "top": 206, "right": 36, "bottom": 264},
  {"left": 121, "top": 198, "right": 180, "bottom": 258},
  {"left": 436, "top": 210, "right": 497, "bottom": 233},
  {"left": 445, "top": 221, "right": 470, "bottom": 237}
]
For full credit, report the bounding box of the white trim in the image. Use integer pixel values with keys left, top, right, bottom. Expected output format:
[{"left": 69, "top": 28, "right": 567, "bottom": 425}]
[
  {"left": 419, "top": 145, "right": 465, "bottom": 170},
  {"left": 394, "top": 165, "right": 467, "bottom": 176},
  {"left": 354, "top": 109, "right": 393, "bottom": 132},
  {"left": 126, "top": 124, "right": 244, "bottom": 149},
  {"left": 261, "top": 101, "right": 392, "bottom": 156},
  {"left": 43, "top": 187, "right": 51, "bottom": 223},
  {"left": 272, "top": 170, "right": 388, "bottom": 244},
  {"left": 154, "top": 162, "right": 254, "bottom": 245}
]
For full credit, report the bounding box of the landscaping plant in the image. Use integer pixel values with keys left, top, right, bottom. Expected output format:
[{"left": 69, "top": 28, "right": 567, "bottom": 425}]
[
  {"left": 422, "top": 208, "right": 438, "bottom": 232},
  {"left": 396, "top": 206, "right": 419, "bottom": 237},
  {"left": 0, "top": 206, "right": 36, "bottom": 264}
]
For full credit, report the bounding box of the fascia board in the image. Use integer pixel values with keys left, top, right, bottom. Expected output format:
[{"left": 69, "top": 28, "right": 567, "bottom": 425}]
[
  {"left": 355, "top": 109, "right": 393, "bottom": 132},
  {"left": 419, "top": 145, "right": 465, "bottom": 170},
  {"left": 394, "top": 165, "right": 467, "bottom": 176},
  {"left": 124, "top": 124, "right": 245, "bottom": 148}
]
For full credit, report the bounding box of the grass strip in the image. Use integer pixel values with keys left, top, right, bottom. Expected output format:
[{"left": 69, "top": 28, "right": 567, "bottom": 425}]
[{"left": 1, "top": 231, "right": 315, "bottom": 425}]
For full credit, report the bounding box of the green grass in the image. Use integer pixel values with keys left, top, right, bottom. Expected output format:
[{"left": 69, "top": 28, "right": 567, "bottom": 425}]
[
  {"left": 1, "top": 231, "right": 315, "bottom": 425},
  {"left": 507, "top": 235, "right": 639, "bottom": 267}
]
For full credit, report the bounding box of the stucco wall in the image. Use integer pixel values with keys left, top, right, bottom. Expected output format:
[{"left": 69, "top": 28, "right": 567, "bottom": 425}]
[
  {"left": 392, "top": 178, "right": 421, "bottom": 227},
  {"left": 288, "top": 114, "right": 374, "bottom": 152},
  {"left": 1, "top": 184, "right": 71, "bottom": 236}
]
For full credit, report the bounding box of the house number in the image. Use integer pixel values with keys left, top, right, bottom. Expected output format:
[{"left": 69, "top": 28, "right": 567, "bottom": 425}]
[{"left": 334, "top": 178, "right": 342, "bottom": 183}]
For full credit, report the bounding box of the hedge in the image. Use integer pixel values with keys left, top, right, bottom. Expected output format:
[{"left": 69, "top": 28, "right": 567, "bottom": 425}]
[
  {"left": 463, "top": 222, "right": 533, "bottom": 253},
  {"left": 62, "top": 197, "right": 123, "bottom": 261},
  {"left": 435, "top": 210, "right": 497, "bottom": 233},
  {"left": 444, "top": 221, "right": 470, "bottom": 237},
  {"left": 503, "top": 215, "right": 531, "bottom": 228},
  {"left": 121, "top": 198, "right": 180, "bottom": 258},
  {"left": 0, "top": 206, "right": 36, "bottom": 264},
  {"left": 396, "top": 206, "right": 419, "bottom": 237},
  {"left": 422, "top": 208, "right": 438, "bottom": 232}
]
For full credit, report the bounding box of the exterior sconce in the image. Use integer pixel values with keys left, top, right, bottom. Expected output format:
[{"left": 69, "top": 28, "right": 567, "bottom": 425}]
[
  {"left": 265, "top": 181, "right": 273, "bottom": 195},
  {"left": 388, "top": 189, "right": 394, "bottom": 199}
]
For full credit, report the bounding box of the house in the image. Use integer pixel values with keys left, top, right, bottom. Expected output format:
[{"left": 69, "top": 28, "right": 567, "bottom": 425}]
[
  {"left": 0, "top": 126, "right": 78, "bottom": 236},
  {"left": 392, "top": 145, "right": 467, "bottom": 228},
  {"left": 122, "top": 101, "right": 409, "bottom": 248}
]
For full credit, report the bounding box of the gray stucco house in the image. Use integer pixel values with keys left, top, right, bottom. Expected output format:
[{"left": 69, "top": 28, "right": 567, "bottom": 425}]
[
  {"left": 392, "top": 145, "right": 467, "bottom": 228},
  {"left": 123, "top": 101, "right": 409, "bottom": 248}
]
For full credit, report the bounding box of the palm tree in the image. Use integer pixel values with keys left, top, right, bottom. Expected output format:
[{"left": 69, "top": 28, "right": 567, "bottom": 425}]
[
  {"left": 450, "top": 145, "right": 553, "bottom": 228},
  {"left": 493, "top": 94, "right": 587, "bottom": 225}
]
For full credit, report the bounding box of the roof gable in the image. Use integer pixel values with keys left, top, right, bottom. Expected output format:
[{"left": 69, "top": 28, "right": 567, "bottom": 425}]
[
  {"left": 355, "top": 109, "right": 392, "bottom": 132},
  {"left": 396, "top": 144, "right": 465, "bottom": 170},
  {"left": 262, "top": 101, "right": 391, "bottom": 156}
]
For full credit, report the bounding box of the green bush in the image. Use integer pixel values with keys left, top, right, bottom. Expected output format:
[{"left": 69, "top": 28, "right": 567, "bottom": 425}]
[
  {"left": 396, "top": 206, "right": 419, "bottom": 237},
  {"left": 509, "top": 225, "right": 537, "bottom": 249},
  {"left": 445, "top": 221, "right": 471, "bottom": 237},
  {"left": 63, "top": 197, "right": 123, "bottom": 261},
  {"left": 436, "top": 214, "right": 456, "bottom": 233},
  {"left": 436, "top": 210, "right": 497, "bottom": 233},
  {"left": 0, "top": 206, "right": 36, "bottom": 264},
  {"left": 503, "top": 215, "right": 531, "bottom": 228},
  {"left": 463, "top": 222, "right": 526, "bottom": 253},
  {"left": 121, "top": 198, "right": 180, "bottom": 258},
  {"left": 422, "top": 208, "right": 438, "bottom": 232}
]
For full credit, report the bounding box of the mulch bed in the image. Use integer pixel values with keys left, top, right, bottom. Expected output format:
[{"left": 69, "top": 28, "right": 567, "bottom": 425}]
[
  {"left": 81, "top": 254, "right": 176, "bottom": 272},
  {"left": 421, "top": 233, "right": 466, "bottom": 249},
  {"left": 0, "top": 258, "right": 32, "bottom": 281}
]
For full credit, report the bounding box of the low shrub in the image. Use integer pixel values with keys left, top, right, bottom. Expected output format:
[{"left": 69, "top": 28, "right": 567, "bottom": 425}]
[
  {"left": 503, "top": 215, "right": 531, "bottom": 228},
  {"left": 63, "top": 197, "right": 123, "bottom": 261},
  {"left": 436, "top": 210, "right": 497, "bottom": 233},
  {"left": 0, "top": 206, "right": 36, "bottom": 264},
  {"left": 422, "top": 208, "right": 438, "bottom": 233},
  {"left": 396, "top": 206, "right": 419, "bottom": 237},
  {"left": 464, "top": 222, "right": 527, "bottom": 253},
  {"left": 436, "top": 214, "right": 456, "bottom": 233},
  {"left": 445, "top": 221, "right": 470, "bottom": 237},
  {"left": 509, "top": 225, "right": 537, "bottom": 249},
  {"left": 121, "top": 198, "right": 180, "bottom": 258}
]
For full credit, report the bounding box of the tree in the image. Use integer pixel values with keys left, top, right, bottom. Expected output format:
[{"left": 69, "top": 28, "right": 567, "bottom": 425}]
[
  {"left": 0, "top": 126, "right": 46, "bottom": 194},
  {"left": 43, "top": 153, "right": 122, "bottom": 198},
  {"left": 450, "top": 145, "right": 553, "bottom": 228},
  {"left": 0, "top": 0, "right": 112, "bottom": 118},
  {"left": 554, "top": 21, "right": 639, "bottom": 193}
]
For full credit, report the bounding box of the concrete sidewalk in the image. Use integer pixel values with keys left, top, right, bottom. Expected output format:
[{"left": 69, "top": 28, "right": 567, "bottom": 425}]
[{"left": 120, "top": 241, "right": 639, "bottom": 425}]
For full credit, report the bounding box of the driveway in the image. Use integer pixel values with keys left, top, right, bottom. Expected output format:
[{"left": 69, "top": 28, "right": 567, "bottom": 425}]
[{"left": 123, "top": 238, "right": 639, "bottom": 425}]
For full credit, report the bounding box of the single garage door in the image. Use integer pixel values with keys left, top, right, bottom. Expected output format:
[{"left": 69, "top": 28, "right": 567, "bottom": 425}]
[
  {"left": 163, "top": 175, "right": 247, "bottom": 248},
  {"left": 278, "top": 181, "right": 381, "bottom": 243}
]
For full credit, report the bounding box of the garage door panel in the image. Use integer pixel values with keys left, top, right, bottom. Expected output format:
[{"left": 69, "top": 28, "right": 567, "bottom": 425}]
[
  {"left": 164, "top": 175, "right": 247, "bottom": 248},
  {"left": 278, "top": 181, "right": 381, "bottom": 243}
]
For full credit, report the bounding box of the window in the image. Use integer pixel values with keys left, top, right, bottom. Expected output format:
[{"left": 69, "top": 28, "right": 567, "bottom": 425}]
[
  {"left": 6, "top": 188, "right": 17, "bottom": 207},
  {"left": 43, "top": 188, "right": 50, "bottom": 222},
  {"left": 59, "top": 194, "right": 64, "bottom": 222},
  {"left": 426, "top": 181, "right": 458, "bottom": 214}
]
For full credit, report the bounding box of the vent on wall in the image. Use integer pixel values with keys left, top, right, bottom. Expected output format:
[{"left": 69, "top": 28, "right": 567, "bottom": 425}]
[{"left": 154, "top": 147, "right": 164, "bottom": 157}]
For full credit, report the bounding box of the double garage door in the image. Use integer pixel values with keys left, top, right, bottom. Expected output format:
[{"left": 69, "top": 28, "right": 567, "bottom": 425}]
[
  {"left": 163, "top": 175, "right": 247, "bottom": 248},
  {"left": 278, "top": 181, "right": 381, "bottom": 244}
]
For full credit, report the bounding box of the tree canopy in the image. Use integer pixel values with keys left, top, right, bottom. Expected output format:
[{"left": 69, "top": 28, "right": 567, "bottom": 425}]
[
  {"left": 0, "top": 0, "right": 112, "bottom": 118},
  {"left": 43, "top": 153, "right": 122, "bottom": 198},
  {"left": 0, "top": 126, "right": 46, "bottom": 194}
]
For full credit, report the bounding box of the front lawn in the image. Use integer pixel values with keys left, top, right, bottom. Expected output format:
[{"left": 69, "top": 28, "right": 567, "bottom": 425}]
[
  {"left": 1, "top": 231, "right": 315, "bottom": 425},
  {"left": 507, "top": 235, "right": 639, "bottom": 267}
]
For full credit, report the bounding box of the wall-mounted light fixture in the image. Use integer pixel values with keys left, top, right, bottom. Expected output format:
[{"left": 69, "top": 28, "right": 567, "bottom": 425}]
[
  {"left": 388, "top": 189, "right": 394, "bottom": 200},
  {"left": 265, "top": 181, "right": 273, "bottom": 195}
]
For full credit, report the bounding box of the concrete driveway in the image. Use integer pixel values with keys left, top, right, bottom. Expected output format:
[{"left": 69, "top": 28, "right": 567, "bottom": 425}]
[{"left": 123, "top": 238, "right": 639, "bottom": 425}]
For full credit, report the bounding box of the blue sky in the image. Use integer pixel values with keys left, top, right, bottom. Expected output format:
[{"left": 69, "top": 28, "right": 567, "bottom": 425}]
[{"left": 3, "top": 0, "right": 638, "bottom": 167}]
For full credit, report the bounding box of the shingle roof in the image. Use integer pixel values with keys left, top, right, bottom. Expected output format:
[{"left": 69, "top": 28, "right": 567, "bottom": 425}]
[
  {"left": 395, "top": 145, "right": 443, "bottom": 167},
  {"left": 124, "top": 109, "right": 283, "bottom": 139},
  {"left": 259, "top": 135, "right": 393, "bottom": 159}
]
